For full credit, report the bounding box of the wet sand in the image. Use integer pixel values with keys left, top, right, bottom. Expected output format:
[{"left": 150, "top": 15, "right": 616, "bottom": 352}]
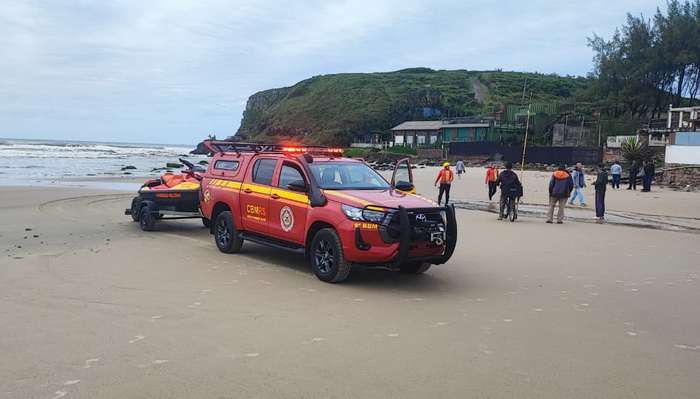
[{"left": 1, "top": 177, "right": 699, "bottom": 398}]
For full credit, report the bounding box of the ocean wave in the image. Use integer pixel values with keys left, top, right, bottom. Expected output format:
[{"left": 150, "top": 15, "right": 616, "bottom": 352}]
[{"left": 0, "top": 142, "right": 191, "bottom": 159}]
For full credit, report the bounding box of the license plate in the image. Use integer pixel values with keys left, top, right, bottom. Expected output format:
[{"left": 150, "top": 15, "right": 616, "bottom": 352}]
[{"left": 429, "top": 231, "right": 445, "bottom": 245}]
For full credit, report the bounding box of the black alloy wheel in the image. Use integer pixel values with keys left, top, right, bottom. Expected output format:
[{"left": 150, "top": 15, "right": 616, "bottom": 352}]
[
  {"left": 310, "top": 228, "right": 351, "bottom": 283},
  {"left": 214, "top": 211, "right": 243, "bottom": 253}
]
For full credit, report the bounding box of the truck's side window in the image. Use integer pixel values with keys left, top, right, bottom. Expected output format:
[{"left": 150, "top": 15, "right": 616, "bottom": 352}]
[
  {"left": 278, "top": 163, "right": 305, "bottom": 189},
  {"left": 214, "top": 160, "right": 239, "bottom": 171},
  {"left": 252, "top": 159, "right": 277, "bottom": 186}
]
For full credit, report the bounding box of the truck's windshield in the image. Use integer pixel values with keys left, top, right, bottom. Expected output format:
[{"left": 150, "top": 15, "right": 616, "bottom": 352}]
[{"left": 309, "top": 162, "right": 390, "bottom": 190}]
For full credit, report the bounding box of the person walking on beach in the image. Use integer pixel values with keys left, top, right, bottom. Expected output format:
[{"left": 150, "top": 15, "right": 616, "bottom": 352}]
[
  {"left": 435, "top": 162, "right": 454, "bottom": 205},
  {"left": 628, "top": 160, "right": 639, "bottom": 190},
  {"left": 495, "top": 162, "right": 522, "bottom": 220},
  {"left": 485, "top": 163, "right": 499, "bottom": 201},
  {"left": 610, "top": 161, "right": 622, "bottom": 189},
  {"left": 568, "top": 162, "right": 587, "bottom": 207},
  {"left": 456, "top": 159, "right": 466, "bottom": 179},
  {"left": 641, "top": 160, "right": 655, "bottom": 192},
  {"left": 547, "top": 165, "right": 574, "bottom": 224},
  {"left": 594, "top": 164, "right": 608, "bottom": 223}
]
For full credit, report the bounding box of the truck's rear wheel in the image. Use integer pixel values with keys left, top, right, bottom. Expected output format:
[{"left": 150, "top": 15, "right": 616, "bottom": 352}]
[
  {"left": 139, "top": 203, "right": 157, "bottom": 231},
  {"left": 400, "top": 261, "right": 432, "bottom": 274},
  {"left": 214, "top": 211, "right": 243, "bottom": 253},
  {"left": 310, "top": 228, "right": 351, "bottom": 283}
]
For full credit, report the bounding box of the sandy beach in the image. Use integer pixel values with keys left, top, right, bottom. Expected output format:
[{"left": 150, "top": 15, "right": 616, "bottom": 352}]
[{"left": 1, "top": 171, "right": 699, "bottom": 398}]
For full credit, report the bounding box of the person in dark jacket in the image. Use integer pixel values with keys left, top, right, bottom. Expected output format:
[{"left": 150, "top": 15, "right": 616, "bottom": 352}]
[
  {"left": 547, "top": 165, "right": 574, "bottom": 224},
  {"left": 593, "top": 164, "right": 608, "bottom": 223},
  {"left": 641, "top": 160, "right": 655, "bottom": 192},
  {"left": 495, "top": 161, "right": 523, "bottom": 220},
  {"left": 627, "top": 160, "right": 639, "bottom": 190}
]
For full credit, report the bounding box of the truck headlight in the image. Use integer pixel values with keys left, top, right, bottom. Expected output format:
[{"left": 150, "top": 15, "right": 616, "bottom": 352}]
[
  {"left": 342, "top": 204, "right": 385, "bottom": 223},
  {"left": 342, "top": 204, "right": 364, "bottom": 221}
]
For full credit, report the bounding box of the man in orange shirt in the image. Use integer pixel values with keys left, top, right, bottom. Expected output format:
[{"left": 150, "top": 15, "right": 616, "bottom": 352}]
[
  {"left": 434, "top": 162, "right": 454, "bottom": 205},
  {"left": 485, "top": 163, "right": 499, "bottom": 201}
]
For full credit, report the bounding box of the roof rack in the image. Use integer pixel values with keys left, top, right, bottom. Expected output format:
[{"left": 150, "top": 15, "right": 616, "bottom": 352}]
[{"left": 203, "top": 140, "right": 343, "bottom": 156}]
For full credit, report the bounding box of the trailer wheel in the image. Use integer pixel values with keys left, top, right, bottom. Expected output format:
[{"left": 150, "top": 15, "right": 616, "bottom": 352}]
[
  {"left": 139, "top": 203, "right": 157, "bottom": 231},
  {"left": 214, "top": 211, "right": 243, "bottom": 253},
  {"left": 130, "top": 197, "right": 141, "bottom": 222},
  {"left": 309, "top": 228, "right": 352, "bottom": 283},
  {"left": 400, "top": 262, "right": 432, "bottom": 274}
]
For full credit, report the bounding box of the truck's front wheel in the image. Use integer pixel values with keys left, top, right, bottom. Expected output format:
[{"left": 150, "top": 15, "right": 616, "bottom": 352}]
[
  {"left": 310, "top": 228, "right": 351, "bottom": 283},
  {"left": 214, "top": 211, "right": 243, "bottom": 253}
]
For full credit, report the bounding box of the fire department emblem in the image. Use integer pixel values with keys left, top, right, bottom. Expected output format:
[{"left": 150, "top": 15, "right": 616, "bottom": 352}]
[
  {"left": 280, "top": 206, "right": 294, "bottom": 232},
  {"left": 203, "top": 190, "right": 211, "bottom": 203}
]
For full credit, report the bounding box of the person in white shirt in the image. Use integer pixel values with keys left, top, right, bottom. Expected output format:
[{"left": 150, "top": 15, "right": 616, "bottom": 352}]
[
  {"left": 455, "top": 160, "right": 466, "bottom": 179},
  {"left": 610, "top": 161, "right": 622, "bottom": 189}
]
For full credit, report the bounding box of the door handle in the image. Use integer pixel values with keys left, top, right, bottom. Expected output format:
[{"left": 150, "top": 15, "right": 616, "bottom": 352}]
[
  {"left": 270, "top": 193, "right": 280, "bottom": 200},
  {"left": 243, "top": 188, "right": 252, "bottom": 194}
]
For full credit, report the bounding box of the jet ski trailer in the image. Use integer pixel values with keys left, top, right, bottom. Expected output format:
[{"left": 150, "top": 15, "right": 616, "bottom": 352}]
[{"left": 125, "top": 158, "right": 209, "bottom": 231}]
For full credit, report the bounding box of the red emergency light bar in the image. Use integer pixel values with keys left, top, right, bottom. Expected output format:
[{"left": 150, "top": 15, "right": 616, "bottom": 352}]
[
  {"left": 203, "top": 140, "right": 343, "bottom": 156},
  {"left": 281, "top": 146, "right": 343, "bottom": 155}
]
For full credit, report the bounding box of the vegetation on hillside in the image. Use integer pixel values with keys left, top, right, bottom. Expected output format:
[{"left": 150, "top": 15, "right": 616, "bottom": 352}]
[{"left": 237, "top": 69, "right": 591, "bottom": 146}]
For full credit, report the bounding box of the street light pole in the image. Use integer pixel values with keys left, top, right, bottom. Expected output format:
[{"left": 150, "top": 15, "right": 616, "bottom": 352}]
[{"left": 520, "top": 102, "right": 532, "bottom": 178}]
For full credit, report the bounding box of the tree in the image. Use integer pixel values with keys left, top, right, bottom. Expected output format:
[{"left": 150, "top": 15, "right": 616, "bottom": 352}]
[{"left": 588, "top": 1, "right": 700, "bottom": 115}]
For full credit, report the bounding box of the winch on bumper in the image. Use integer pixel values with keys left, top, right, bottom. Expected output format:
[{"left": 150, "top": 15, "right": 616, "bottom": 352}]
[{"left": 352, "top": 204, "right": 457, "bottom": 266}]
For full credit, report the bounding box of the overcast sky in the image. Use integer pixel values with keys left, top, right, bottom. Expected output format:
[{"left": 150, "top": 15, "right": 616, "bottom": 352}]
[{"left": 1, "top": 0, "right": 663, "bottom": 145}]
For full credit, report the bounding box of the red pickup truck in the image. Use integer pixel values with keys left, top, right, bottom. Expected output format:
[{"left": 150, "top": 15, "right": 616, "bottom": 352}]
[{"left": 199, "top": 141, "right": 457, "bottom": 283}]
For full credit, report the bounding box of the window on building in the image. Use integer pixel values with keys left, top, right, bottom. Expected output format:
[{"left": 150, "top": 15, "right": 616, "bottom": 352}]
[
  {"left": 406, "top": 135, "right": 414, "bottom": 145},
  {"left": 417, "top": 135, "right": 426, "bottom": 145},
  {"left": 430, "top": 135, "right": 438, "bottom": 144}
]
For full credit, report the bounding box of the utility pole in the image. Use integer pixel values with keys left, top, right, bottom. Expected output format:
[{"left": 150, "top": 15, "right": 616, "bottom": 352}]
[{"left": 520, "top": 93, "right": 532, "bottom": 178}]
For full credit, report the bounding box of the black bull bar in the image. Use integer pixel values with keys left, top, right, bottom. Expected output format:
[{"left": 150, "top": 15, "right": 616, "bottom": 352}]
[{"left": 390, "top": 204, "right": 457, "bottom": 267}]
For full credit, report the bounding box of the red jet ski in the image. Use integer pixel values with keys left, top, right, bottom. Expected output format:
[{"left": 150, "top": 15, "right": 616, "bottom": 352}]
[{"left": 125, "top": 158, "right": 208, "bottom": 231}]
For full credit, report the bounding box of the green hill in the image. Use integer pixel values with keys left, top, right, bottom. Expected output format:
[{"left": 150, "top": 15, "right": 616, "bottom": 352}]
[{"left": 236, "top": 68, "right": 591, "bottom": 146}]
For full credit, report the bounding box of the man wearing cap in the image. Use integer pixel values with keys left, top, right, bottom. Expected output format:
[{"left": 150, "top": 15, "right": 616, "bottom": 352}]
[{"left": 434, "top": 162, "right": 454, "bottom": 205}]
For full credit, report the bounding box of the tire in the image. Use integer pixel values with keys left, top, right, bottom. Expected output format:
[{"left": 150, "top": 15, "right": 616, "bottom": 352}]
[
  {"left": 139, "top": 203, "right": 157, "bottom": 231},
  {"left": 509, "top": 201, "right": 517, "bottom": 222},
  {"left": 214, "top": 211, "right": 243, "bottom": 253},
  {"left": 130, "top": 197, "right": 141, "bottom": 222},
  {"left": 201, "top": 217, "right": 211, "bottom": 228},
  {"left": 309, "top": 228, "right": 352, "bottom": 283},
  {"left": 400, "top": 261, "right": 432, "bottom": 274}
]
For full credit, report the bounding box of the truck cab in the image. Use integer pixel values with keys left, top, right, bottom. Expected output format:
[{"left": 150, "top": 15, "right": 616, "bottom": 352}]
[{"left": 199, "top": 141, "right": 457, "bottom": 283}]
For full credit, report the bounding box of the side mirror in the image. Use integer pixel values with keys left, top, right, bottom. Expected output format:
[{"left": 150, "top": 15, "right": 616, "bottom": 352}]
[
  {"left": 287, "top": 179, "right": 308, "bottom": 192},
  {"left": 395, "top": 180, "right": 414, "bottom": 192}
]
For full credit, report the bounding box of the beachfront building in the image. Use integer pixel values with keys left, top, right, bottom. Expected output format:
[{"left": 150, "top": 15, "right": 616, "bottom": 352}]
[
  {"left": 391, "top": 121, "right": 443, "bottom": 147},
  {"left": 391, "top": 119, "right": 491, "bottom": 147}
]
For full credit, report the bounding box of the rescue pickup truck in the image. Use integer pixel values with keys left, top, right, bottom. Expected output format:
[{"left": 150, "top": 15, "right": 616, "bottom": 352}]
[{"left": 199, "top": 141, "right": 457, "bottom": 283}]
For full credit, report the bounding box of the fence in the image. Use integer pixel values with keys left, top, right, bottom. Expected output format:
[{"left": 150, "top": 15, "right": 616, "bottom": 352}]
[{"left": 449, "top": 142, "right": 602, "bottom": 165}]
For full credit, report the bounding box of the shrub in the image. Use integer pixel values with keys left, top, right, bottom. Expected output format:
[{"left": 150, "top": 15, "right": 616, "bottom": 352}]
[
  {"left": 385, "top": 145, "right": 417, "bottom": 156},
  {"left": 343, "top": 148, "right": 371, "bottom": 158},
  {"left": 621, "top": 137, "right": 653, "bottom": 163}
]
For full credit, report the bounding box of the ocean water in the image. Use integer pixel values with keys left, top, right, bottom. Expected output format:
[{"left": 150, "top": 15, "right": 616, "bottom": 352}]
[{"left": 0, "top": 138, "right": 207, "bottom": 186}]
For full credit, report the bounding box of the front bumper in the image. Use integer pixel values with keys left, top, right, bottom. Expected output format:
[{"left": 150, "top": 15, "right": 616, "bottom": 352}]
[
  {"left": 341, "top": 204, "right": 457, "bottom": 266},
  {"left": 389, "top": 204, "right": 457, "bottom": 266}
]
